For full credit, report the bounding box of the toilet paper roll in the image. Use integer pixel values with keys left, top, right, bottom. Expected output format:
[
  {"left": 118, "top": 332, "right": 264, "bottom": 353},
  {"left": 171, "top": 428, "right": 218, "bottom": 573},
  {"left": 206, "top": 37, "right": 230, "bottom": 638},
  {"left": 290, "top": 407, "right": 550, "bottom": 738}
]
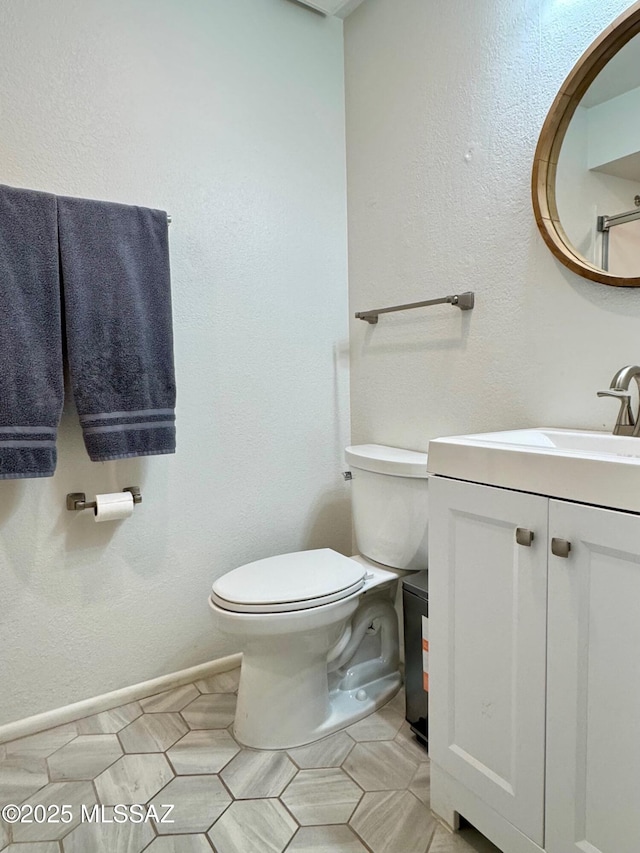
[{"left": 94, "top": 491, "right": 135, "bottom": 523}]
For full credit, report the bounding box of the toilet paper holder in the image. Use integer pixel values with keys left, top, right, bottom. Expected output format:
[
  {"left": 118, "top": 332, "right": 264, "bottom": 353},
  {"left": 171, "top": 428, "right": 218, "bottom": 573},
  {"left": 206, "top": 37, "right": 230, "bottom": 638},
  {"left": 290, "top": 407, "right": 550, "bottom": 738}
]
[{"left": 66, "top": 487, "right": 142, "bottom": 512}]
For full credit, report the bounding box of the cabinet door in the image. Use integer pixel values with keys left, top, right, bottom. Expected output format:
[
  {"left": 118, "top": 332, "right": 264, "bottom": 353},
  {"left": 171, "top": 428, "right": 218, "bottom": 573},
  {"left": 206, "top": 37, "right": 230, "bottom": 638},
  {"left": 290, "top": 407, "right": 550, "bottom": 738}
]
[
  {"left": 546, "top": 500, "right": 640, "bottom": 853},
  {"left": 429, "top": 478, "right": 548, "bottom": 845}
]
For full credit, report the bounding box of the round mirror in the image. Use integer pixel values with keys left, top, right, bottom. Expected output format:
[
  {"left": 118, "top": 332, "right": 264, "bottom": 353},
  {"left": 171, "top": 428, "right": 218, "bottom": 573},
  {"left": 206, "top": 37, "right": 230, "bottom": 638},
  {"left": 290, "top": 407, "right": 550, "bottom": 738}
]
[{"left": 532, "top": 2, "right": 640, "bottom": 286}]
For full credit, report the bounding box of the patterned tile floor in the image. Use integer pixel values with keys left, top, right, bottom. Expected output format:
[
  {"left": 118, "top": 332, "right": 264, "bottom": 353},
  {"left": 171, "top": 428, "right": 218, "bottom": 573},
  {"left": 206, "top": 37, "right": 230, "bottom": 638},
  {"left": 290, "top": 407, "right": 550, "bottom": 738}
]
[{"left": 0, "top": 669, "right": 501, "bottom": 852}]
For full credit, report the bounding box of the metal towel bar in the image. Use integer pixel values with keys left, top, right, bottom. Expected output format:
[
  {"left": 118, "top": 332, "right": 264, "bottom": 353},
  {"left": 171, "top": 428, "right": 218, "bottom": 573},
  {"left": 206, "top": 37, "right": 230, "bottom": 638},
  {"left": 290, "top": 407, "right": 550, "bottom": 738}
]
[{"left": 355, "top": 291, "right": 475, "bottom": 324}]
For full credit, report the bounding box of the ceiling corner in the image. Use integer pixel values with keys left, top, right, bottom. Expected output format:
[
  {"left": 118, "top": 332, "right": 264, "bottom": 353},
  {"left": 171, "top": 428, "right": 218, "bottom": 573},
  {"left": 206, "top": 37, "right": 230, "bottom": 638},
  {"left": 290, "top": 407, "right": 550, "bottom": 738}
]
[
  {"left": 287, "top": 0, "right": 368, "bottom": 19},
  {"left": 334, "top": 0, "right": 367, "bottom": 19}
]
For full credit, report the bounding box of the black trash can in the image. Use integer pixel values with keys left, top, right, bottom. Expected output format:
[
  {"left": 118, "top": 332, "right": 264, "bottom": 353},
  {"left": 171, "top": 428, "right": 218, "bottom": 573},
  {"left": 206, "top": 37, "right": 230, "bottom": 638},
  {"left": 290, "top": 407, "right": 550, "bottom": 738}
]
[{"left": 402, "top": 570, "right": 429, "bottom": 749}]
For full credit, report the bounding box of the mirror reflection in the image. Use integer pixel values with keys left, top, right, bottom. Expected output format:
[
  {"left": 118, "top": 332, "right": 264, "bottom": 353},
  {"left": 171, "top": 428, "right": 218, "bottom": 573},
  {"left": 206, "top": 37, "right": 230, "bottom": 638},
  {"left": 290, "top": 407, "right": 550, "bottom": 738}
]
[{"left": 556, "top": 33, "right": 640, "bottom": 277}]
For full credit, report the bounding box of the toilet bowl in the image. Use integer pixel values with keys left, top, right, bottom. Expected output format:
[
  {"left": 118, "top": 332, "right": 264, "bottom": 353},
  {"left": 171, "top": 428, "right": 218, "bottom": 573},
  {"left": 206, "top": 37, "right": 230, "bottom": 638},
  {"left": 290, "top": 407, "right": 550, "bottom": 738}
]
[{"left": 209, "top": 444, "right": 429, "bottom": 750}]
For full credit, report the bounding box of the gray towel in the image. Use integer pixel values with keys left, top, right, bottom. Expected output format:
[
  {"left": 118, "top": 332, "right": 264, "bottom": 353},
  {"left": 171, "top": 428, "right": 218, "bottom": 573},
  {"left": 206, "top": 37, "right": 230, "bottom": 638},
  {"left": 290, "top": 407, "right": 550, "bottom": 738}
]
[
  {"left": 0, "top": 185, "right": 63, "bottom": 479},
  {"left": 57, "top": 196, "right": 176, "bottom": 461}
]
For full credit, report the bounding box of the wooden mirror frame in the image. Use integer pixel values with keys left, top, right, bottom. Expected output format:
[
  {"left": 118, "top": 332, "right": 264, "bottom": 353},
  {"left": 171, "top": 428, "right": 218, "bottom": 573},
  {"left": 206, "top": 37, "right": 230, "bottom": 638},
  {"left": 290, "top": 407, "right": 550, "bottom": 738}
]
[{"left": 532, "top": 1, "right": 640, "bottom": 287}]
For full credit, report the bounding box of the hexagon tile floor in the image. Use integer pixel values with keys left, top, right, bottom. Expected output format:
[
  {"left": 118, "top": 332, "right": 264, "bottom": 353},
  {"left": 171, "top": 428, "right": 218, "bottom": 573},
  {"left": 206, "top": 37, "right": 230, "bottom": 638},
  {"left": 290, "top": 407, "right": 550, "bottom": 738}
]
[{"left": 0, "top": 669, "right": 501, "bottom": 853}]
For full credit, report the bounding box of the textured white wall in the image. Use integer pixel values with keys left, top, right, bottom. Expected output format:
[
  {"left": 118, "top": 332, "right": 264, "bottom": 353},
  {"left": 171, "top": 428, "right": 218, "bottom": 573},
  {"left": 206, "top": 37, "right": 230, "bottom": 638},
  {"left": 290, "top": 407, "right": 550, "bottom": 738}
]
[
  {"left": 0, "top": 0, "right": 350, "bottom": 726},
  {"left": 345, "top": 0, "right": 640, "bottom": 452}
]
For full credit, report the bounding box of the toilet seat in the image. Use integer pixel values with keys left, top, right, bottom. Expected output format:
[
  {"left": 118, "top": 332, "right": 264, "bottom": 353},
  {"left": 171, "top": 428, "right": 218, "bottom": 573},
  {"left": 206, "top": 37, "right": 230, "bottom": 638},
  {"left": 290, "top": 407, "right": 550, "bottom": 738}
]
[{"left": 211, "top": 548, "right": 366, "bottom": 614}]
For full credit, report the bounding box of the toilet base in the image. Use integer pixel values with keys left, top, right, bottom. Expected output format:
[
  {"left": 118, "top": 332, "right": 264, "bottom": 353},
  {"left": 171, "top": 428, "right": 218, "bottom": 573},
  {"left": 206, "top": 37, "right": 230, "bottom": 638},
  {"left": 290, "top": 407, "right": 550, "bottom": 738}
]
[
  {"left": 228, "top": 587, "right": 403, "bottom": 750},
  {"left": 233, "top": 671, "right": 402, "bottom": 750},
  {"left": 322, "top": 670, "right": 402, "bottom": 739}
]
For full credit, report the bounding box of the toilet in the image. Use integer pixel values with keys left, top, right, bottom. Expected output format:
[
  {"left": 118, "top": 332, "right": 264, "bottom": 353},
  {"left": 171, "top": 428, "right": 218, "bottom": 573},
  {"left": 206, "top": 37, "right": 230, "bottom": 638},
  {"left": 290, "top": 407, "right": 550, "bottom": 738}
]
[{"left": 209, "top": 444, "right": 429, "bottom": 749}]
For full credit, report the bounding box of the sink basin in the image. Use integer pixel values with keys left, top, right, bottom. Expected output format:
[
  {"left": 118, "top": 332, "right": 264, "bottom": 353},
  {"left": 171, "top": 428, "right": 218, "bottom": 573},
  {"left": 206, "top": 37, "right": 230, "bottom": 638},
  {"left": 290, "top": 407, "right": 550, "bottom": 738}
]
[{"left": 427, "top": 428, "right": 640, "bottom": 513}]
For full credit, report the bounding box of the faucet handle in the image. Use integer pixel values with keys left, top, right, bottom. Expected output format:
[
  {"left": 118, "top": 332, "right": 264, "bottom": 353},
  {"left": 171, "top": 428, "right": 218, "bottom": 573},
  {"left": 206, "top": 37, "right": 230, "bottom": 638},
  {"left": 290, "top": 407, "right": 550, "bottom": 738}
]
[
  {"left": 597, "top": 389, "right": 635, "bottom": 435},
  {"left": 597, "top": 389, "right": 631, "bottom": 398}
]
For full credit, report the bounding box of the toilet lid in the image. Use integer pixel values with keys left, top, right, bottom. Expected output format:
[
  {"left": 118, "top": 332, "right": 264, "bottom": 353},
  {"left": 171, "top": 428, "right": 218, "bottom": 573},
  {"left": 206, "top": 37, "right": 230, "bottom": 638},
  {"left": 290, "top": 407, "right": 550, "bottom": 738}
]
[{"left": 211, "top": 549, "right": 366, "bottom": 613}]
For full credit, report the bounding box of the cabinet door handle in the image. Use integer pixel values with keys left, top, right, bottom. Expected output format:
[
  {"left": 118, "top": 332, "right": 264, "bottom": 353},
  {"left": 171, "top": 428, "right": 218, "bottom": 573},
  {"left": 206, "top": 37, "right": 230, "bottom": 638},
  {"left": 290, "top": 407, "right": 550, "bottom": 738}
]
[
  {"left": 551, "top": 538, "right": 571, "bottom": 558},
  {"left": 515, "top": 527, "right": 534, "bottom": 546}
]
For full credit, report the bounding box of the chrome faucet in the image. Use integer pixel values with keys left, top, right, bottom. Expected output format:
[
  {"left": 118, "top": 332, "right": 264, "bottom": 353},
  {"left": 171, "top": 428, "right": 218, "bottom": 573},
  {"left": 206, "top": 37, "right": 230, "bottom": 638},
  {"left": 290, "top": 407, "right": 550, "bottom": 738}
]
[{"left": 597, "top": 365, "right": 640, "bottom": 436}]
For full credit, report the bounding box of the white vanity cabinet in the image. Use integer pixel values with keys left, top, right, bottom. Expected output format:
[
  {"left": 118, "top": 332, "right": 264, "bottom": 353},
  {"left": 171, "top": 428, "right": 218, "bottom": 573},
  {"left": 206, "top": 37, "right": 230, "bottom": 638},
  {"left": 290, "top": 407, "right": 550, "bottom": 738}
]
[
  {"left": 429, "top": 476, "right": 640, "bottom": 853},
  {"left": 546, "top": 499, "right": 640, "bottom": 853}
]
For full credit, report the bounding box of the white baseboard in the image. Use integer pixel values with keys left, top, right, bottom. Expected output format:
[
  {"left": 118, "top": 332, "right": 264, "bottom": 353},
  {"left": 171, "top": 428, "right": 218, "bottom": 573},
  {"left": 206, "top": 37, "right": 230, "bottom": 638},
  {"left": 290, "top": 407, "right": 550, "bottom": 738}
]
[{"left": 0, "top": 653, "right": 242, "bottom": 746}]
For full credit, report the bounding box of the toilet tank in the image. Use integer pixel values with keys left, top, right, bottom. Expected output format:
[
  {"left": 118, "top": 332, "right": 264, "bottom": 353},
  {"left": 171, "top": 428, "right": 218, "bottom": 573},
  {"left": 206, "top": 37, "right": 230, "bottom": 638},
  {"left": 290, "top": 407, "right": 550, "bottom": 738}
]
[{"left": 345, "top": 444, "right": 429, "bottom": 571}]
